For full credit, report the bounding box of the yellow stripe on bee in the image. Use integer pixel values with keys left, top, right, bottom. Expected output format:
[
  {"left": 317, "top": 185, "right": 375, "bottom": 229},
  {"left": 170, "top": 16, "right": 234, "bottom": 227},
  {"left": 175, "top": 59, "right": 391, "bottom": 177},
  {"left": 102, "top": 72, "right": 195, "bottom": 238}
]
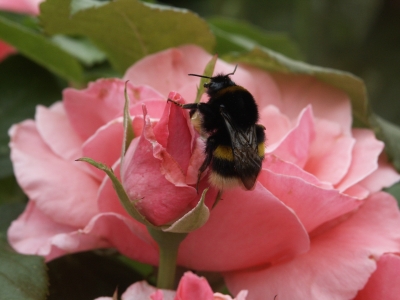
[
  {"left": 216, "top": 85, "right": 247, "bottom": 97},
  {"left": 214, "top": 145, "right": 234, "bottom": 161},
  {"left": 258, "top": 142, "right": 265, "bottom": 157}
]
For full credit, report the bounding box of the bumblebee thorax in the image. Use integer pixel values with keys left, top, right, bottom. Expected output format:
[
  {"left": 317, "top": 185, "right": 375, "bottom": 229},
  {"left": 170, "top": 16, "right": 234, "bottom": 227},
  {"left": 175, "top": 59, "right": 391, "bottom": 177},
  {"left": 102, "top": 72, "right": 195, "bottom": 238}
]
[{"left": 204, "top": 74, "right": 236, "bottom": 97}]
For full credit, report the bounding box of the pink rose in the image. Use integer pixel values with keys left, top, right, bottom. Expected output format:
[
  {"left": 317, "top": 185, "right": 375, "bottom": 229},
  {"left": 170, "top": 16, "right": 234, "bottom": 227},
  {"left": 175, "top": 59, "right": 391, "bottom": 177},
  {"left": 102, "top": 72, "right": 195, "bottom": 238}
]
[
  {"left": 0, "top": 0, "right": 43, "bottom": 61},
  {"left": 7, "top": 45, "right": 400, "bottom": 299},
  {"left": 0, "top": 0, "right": 42, "bottom": 15},
  {"left": 96, "top": 272, "right": 247, "bottom": 300}
]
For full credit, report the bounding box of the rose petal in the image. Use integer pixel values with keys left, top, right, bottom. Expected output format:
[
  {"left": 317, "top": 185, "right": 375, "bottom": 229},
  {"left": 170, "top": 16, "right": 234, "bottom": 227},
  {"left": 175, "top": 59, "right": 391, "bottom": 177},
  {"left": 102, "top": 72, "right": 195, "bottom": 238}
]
[
  {"left": 354, "top": 253, "right": 400, "bottom": 300},
  {"left": 225, "top": 192, "right": 400, "bottom": 300},
  {"left": 358, "top": 153, "right": 400, "bottom": 193},
  {"left": 153, "top": 99, "right": 195, "bottom": 173},
  {"left": 10, "top": 204, "right": 158, "bottom": 263},
  {"left": 123, "top": 45, "right": 212, "bottom": 100},
  {"left": 175, "top": 272, "right": 214, "bottom": 300},
  {"left": 9, "top": 120, "right": 99, "bottom": 227},
  {"left": 64, "top": 79, "right": 163, "bottom": 140},
  {"left": 121, "top": 106, "right": 198, "bottom": 225},
  {"left": 263, "top": 155, "right": 332, "bottom": 189},
  {"left": 336, "top": 129, "right": 384, "bottom": 192},
  {"left": 0, "top": 41, "right": 16, "bottom": 61},
  {"left": 82, "top": 117, "right": 124, "bottom": 181},
  {"left": 118, "top": 281, "right": 174, "bottom": 300},
  {"left": 178, "top": 184, "right": 309, "bottom": 271},
  {"left": 270, "top": 106, "right": 315, "bottom": 168},
  {"left": 304, "top": 118, "right": 355, "bottom": 184},
  {"left": 259, "top": 105, "right": 291, "bottom": 145},
  {"left": 258, "top": 167, "right": 361, "bottom": 233},
  {"left": 271, "top": 73, "right": 352, "bottom": 133},
  {"left": 0, "top": 0, "right": 42, "bottom": 14},
  {"left": 36, "top": 104, "right": 83, "bottom": 161},
  {"left": 8, "top": 201, "right": 78, "bottom": 257}
]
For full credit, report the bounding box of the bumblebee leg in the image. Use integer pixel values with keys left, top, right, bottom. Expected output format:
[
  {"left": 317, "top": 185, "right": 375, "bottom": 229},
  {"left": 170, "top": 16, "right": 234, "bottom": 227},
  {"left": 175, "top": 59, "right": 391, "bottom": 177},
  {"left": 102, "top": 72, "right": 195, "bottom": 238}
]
[
  {"left": 196, "top": 137, "right": 216, "bottom": 192},
  {"left": 167, "top": 98, "right": 199, "bottom": 110}
]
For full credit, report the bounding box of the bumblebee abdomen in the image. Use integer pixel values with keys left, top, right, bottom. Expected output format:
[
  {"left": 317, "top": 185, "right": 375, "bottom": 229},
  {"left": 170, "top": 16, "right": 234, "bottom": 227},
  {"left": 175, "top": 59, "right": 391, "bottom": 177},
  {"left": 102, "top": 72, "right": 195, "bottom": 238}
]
[
  {"left": 210, "top": 140, "right": 266, "bottom": 190},
  {"left": 213, "top": 145, "right": 234, "bottom": 161}
]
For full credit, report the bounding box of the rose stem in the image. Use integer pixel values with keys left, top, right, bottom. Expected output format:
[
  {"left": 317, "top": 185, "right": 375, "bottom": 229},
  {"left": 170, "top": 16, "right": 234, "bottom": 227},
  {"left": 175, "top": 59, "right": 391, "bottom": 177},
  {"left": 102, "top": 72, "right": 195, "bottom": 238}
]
[{"left": 148, "top": 227, "right": 188, "bottom": 289}]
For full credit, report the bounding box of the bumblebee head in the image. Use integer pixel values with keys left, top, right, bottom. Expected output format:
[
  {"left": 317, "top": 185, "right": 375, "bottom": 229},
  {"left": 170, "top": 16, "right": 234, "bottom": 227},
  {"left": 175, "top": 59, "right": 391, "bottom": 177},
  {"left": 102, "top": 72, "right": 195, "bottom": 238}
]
[{"left": 189, "top": 65, "right": 238, "bottom": 96}]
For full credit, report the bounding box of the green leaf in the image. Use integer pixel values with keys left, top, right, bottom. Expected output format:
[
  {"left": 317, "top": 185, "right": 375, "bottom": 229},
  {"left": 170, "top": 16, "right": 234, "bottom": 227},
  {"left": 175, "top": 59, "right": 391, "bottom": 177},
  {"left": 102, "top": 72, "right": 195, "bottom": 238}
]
[
  {"left": 0, "top": 55, "right": 65, "bottom": 178},
  {"left": 76, "top": 157, "right": 154, "bottom": 227},
  {"left": 117, "top": 255, "right": 155, "bottom": 284},
  {"left": 121, "top": 82, "right": 135, "bottom": 161},
  {"left": 70, "top": 0, "right": 108, "bottom": 15},
  {"left": 47, "top": 251, "right": 144, "bottom": 300},
  {"left": 209, "top": 17, "right": 303, "bottom": 60},
  {"left": 385, "top": 182, "right": 400, "bottom": 205},
  {"left": 193, "top": 54, "right": 217, "bottom": 104},
  {"left": 51, "top": 35, "right": 107, "bottom": 67},
  {"left": 372, "top": 115, "right": 400, "bottom": 172},
  {"left": 221, "top": 47, "right": 370, "bottom": 128},
  {"left": 0, "top": 14, "right": 84, "bottom": 83},
  {"left": 0, "top": 176, "right": 26, "bottom": 205},
  {"left": 0, "top": 250, "right": 48, "bottom": 300},
  {"left": 0, "top": 203, "right": 48, "bottom": 300},
  {"left": 163, "top": 188, "right": 210, "bottom": 233},
  {"left": 40, "top": 0, "right": 216, "bottom": 74}
]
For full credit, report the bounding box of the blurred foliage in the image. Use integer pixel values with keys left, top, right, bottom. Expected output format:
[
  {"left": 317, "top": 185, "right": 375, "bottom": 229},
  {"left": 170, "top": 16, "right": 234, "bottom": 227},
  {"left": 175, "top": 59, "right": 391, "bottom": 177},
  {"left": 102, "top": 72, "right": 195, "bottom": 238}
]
[
  {"left": 47, "top": 251, "right": 143, "bottom": 300},
  {"left": 0, "top": 202, "right": 48, "bottom": 300},
  {"left": 161, "top": 0, "right": 400, "bottom": 128},
  {"left": 0, "top": 55, "right": 65, "bottom": 179}
]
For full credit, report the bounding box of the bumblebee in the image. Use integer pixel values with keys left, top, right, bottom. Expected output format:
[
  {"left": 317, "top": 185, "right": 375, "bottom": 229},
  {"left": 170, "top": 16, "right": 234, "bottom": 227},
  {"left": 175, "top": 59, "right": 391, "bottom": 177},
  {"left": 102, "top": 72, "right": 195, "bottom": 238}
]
[{"left": 168, "top": 65, "right": 266, "bottom": 190}]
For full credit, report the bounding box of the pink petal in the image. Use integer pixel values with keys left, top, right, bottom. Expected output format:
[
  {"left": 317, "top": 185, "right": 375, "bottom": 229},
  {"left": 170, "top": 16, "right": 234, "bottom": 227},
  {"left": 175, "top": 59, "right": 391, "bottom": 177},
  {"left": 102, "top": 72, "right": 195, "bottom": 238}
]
[
  {"left": 9, "top": 120, "right": 99, "bottom": 227},
  {"left": 225, "top": 192, "right": 400, "bottom": 300},
  {"left": 123, "top": 45, "right": 213, "bottom": 100},
  {"left": 263, "top": 155, "right": 332, "bottom": 189},
  {"left": 303, "top": 118, "right": 355, "bottom": 185},
  {"left": 10, "top": 203, "right": 158, "bottom": 263},
  {"left": 121, "top": 104, "right": 201, "bottom": 225},
  {"left": 270, "top": 106, "right": 315, "bottom": 168},
  {"left": 258, "top": 167, "right": 361, "bottom": 233},
  {"left": 357, "top": 153, "right": 400, "bottom": 193},
  {"left": 342, "top": 184, "right": 370, "bottom": 199},
  {"left": 129, "top": 99, "right": 167, "bottom": 121},
  {"left": 154, "top": 96, "right": 198, "bottom": 175},
  {"left": 271, "top": 73, "right": 352, "bottom": 134},
  {"left": 82, "top": 117, "right": 124, "bottom": 181},
  {"left": 8, "top": 201, "right": 78, "bottom": 257},
  {"left": 35, "top": 104, "right": 83, "bottom": 161},
  {"left": 175, "top": 272, "right": 214, "bottom": 300},
  {"left": 63, "top": 79, "right": 163, "bottom": 140},
  {"left": 259, "top": 105, "right": 291, "bottom": 145},
  {"left": 178, "top": 184, "right": 310, "bottom": 271},
  {"left": 0, "top": 0, "right": 42, "bottom": 15},
  {"left": 80, "top": 213, "right": 158, "bottom": 266},
  {"left": 214, "top": 291, "right": 248, "bottom": 300},
  {"left": 336, "top": 129, "right": 384, "bottom": 192},
  {"left": 354, "top": 253, "right": 400, "bottom": 300},
  {"left": 117, "top": 281, "right": 175, "bottom": 300},
  {"left": 0, "top": 41, "right": 16, "bottom": 61}
]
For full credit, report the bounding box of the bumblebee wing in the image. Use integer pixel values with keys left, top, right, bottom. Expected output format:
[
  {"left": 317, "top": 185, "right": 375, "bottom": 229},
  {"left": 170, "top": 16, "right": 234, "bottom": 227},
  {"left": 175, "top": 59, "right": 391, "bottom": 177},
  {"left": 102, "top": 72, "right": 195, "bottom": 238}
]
[{"left": 220, "top": 107, "right": 262, "bottom": 190}]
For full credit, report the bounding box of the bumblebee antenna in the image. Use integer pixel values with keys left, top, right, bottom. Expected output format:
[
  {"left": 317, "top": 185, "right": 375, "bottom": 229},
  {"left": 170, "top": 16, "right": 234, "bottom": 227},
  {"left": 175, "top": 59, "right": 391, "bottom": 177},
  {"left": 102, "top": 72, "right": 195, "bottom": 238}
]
[
  {"left": 188, "top": 64, "right": 238, "bottom": 78},
  {"left": 188, "top": 73, "right": 213, "bottom": 79},
  {"left": 226, "top": 64, "right": 238, "bottom": 76}
]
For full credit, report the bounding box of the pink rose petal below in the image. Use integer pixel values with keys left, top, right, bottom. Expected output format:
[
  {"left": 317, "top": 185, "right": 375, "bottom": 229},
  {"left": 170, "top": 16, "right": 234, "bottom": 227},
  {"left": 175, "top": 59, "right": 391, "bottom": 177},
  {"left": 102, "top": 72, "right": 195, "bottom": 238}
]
[{"left": 225, "top": 192, "right": 400, "bottom": 300}]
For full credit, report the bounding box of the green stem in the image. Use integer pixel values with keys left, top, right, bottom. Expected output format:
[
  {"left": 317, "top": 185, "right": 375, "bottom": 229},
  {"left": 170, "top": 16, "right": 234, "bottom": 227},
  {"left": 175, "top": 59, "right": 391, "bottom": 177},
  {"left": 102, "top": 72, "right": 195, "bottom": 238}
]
[{"left": 148, "top": 227, "right": 187, "bottom": 289}]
